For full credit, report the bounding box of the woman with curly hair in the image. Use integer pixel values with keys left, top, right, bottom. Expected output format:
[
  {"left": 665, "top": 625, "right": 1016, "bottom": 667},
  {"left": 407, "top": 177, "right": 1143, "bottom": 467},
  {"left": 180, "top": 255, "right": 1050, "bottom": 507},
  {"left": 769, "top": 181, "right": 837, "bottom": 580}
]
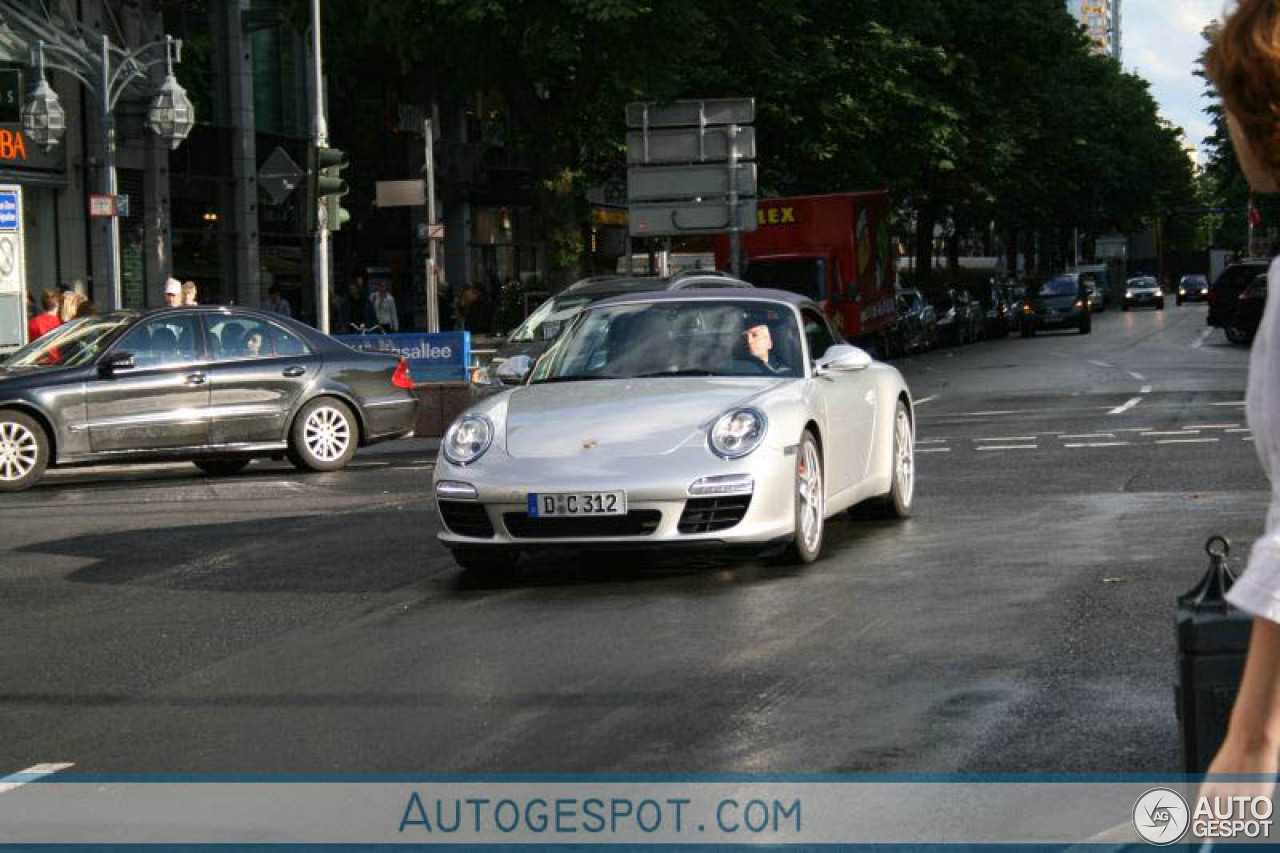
[{"left": 1204, "top": 0, "right": 1280, "bottom": 787}]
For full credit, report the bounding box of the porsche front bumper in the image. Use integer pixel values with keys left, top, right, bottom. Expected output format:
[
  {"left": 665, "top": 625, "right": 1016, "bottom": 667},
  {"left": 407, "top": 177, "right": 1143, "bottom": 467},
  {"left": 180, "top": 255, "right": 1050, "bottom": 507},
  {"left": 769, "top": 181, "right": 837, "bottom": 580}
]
[{"left": 433, "top": 447, "right": 797, "bottom": 548}]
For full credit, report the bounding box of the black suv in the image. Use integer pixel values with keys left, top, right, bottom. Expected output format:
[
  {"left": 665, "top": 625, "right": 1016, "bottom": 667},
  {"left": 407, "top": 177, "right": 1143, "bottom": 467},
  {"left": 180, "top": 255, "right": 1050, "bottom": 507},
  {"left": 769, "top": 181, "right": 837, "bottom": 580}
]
[{"left": 1208, "top": 260, "right": 1272, "bottom": 328}]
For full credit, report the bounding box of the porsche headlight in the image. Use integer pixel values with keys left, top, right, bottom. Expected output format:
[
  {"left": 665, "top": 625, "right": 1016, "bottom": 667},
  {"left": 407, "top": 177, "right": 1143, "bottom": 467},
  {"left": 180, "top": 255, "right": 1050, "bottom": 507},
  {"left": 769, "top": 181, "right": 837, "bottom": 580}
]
[
  {"left": 709, "top": 408, "right": 768, "bottom": 459},
  {"left": 443, "top": 415, "right": 494, "bottom": 465}
]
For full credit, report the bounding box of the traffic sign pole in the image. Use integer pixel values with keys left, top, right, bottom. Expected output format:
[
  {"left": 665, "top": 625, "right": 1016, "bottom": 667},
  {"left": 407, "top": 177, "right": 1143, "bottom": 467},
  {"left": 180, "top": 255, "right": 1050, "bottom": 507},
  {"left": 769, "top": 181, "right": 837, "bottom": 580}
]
[
  {"left": 728, "top": 123, "right": 740, "bottom": 277},
  {"left": 425, "top": 118, "right": 439, "bottom": 333},
  {"left": 310, "top": 0, "right": 330, "bottom": 334}
]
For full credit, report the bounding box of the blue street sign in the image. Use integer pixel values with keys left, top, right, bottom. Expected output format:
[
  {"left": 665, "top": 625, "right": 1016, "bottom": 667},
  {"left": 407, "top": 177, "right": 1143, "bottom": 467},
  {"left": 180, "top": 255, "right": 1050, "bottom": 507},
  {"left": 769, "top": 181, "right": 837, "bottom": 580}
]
[
  {"left": 334, "top": 332, "right": 471, "bottom": 382},
  {"left": 0, "top": 191, "right": 19, "bottom": 231}
]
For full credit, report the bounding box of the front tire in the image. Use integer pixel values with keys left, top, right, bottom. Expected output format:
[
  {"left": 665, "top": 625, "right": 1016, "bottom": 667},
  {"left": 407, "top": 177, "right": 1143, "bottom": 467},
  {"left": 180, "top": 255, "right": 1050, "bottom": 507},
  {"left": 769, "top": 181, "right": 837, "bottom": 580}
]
[
  {"left": 194, "top": 459, "right": 251, "bottom": 477},
  {"left": 784, "top": 431, "right": 824, "bottom": 564},
  {"left": 0, "top": 410, "right": 48, "bottom": 492},
  {"left": 863, "top": 401, "right": 915, "bottom": 519},
  {"left": 1079, "top": 319, "right": 1092, "bottom": 334},
  {"left": 1226, "top": 315, "right": 1253, "bottom": 344},
  {"left": 288, "top": 398, "right": 359, "bottom": 472}
]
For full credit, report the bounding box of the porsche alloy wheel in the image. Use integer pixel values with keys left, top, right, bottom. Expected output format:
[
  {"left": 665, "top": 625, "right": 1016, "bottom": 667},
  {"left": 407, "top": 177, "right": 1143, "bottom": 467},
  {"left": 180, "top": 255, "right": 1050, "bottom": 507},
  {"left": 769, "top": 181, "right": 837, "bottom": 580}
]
[
  {"left": 787, "top": 431, "right": 824, "bottom": 564},
  {"left": 890, "top": 403, "right": 915, "bottom": 517}
]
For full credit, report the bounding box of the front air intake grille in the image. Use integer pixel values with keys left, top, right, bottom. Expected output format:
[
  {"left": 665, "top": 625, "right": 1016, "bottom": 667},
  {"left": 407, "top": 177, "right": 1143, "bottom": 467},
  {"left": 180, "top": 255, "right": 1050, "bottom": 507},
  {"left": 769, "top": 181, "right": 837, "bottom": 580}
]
[
  {"left": 678, "top": 496, "right": 752, "bottom": 534},
  {"left": 438, "top": 501, "right": 495, "bottom": 538},
  {"left": 502, "top": 511, "right": 662, "bottom": 539}
]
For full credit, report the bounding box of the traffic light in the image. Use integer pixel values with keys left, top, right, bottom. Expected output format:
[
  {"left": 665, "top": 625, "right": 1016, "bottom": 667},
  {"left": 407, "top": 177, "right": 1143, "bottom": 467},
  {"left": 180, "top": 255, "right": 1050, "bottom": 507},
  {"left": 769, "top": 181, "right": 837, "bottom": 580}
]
[{"left": 308, "top": 144, "right": 350, "bottom": 232}]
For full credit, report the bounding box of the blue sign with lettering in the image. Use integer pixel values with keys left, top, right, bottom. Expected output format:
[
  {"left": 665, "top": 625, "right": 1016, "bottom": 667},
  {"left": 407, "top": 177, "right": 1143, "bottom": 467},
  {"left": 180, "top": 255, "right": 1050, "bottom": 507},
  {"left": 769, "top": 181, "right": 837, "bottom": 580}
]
[
  {"left": 334, "top": 332, "right": 471, "bottom": 382},
  {"left": 0, "top": 191, "right": 19, "bottom": 231}
]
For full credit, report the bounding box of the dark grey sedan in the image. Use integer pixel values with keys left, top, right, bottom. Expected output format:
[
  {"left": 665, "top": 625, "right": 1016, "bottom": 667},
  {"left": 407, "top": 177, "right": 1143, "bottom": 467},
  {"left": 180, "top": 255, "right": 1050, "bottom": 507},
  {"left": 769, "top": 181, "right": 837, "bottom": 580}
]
[{"left": 0, "top": 306, "right": 418, "bottom": 491}]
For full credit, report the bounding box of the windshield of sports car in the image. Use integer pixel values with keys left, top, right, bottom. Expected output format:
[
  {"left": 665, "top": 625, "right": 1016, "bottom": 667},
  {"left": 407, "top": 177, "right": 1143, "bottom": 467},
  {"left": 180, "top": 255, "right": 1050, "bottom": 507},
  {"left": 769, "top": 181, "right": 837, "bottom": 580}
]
[
  {"left": 530, "top": 300, "right": 805, "bottom": 382},
  {"left": 4, "top": 313, "right": 135, "bottom": 369},
  {"left": 508, "top": 295, "right": 594, "bottom": 342}
]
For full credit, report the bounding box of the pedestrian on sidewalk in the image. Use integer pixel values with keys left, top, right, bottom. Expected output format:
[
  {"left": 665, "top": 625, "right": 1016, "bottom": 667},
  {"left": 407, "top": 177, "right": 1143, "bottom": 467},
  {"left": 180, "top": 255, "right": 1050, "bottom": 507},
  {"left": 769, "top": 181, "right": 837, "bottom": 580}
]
[
  {"left": 265, "top": 284, "right": 292, "bottom": 318},
  {"left": 57, "top": 289, "right": 82, "bottom": 323},
  {"left": 372, "top": 280, "right": 399, "bottom": 332},
  {"left": 182, "top": 280, "right": 198, "bottom": 306},
  {"left": 1202, "top": 0, "right": 1280, "bottom": 796},
  {"left": 163, "top": 278, "right": 182, "bottom": 307},
  {"left": 27, "top": 290, "right": 60, "bottom": 340}
]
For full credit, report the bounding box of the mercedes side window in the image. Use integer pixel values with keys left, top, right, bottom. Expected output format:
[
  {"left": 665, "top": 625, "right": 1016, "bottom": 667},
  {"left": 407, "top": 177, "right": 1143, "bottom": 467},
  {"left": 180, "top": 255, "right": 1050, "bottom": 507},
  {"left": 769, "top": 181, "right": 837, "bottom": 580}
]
[{"left": 113, "top": 315, "right": 202, "bottom": 369}]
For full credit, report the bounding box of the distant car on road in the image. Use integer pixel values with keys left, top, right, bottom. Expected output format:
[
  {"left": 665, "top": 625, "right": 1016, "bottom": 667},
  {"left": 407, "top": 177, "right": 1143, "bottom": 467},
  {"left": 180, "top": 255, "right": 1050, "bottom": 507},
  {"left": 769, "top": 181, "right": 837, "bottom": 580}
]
[
  {"left": 0, "top": 306, "right": 418, "bottom": 492},
  {"left": 1123, "top": 276, "right": 1164, "bottom": 311},
  {"left": 476, "top": 274, "right": 754, "bottom": 385},
  {"left": 1208, "top": 259, "right": 1272, "bottom": 328},
  {"left": 892, "top": 288, "right": 937, "bottom": 355},
  {"left": 1226, "top": 272, "right": 1268, "bottom": 344},
  {"left": 1177, "top": 274, "right": 1210, "bottom": 305},
  {"left": 1083, "top": 280, "right": 1104, "bottom": 313},
  {"left": 1021, "top": 273, "right": 1091, "bottom": 335},
  {"left": 932, "top": 288, "right": 982, "bottom": 345},
  {"left": 971, "top": 282, "right": 1014, "bottom": 337},
  {"left": 433, "top": 290, "right": 916, "bottom": 575}
]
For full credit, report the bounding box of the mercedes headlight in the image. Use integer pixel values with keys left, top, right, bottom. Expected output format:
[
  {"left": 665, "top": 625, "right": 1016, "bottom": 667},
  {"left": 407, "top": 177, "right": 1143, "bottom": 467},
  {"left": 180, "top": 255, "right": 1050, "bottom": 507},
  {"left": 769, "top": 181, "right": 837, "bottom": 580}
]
[
  {"left": 443, "top": 415, "right": 494, "bottom": 465},
  {"left": 709, "top": 408, "right": 768, "bottom": 459}
]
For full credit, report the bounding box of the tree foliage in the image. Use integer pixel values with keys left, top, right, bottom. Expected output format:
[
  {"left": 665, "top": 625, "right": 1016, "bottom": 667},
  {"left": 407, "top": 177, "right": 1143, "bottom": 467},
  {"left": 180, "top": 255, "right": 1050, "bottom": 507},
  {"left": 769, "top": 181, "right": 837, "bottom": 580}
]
[{"left": 310, "top": 0, "right": 1199, "bottom": 278}]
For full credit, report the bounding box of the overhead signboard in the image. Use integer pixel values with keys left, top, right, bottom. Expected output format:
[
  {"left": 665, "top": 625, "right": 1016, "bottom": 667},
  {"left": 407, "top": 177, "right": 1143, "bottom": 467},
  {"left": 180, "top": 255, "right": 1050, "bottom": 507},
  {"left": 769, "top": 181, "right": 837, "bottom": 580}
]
[
  {"left": 630, "top": 199, "right": 757, "bottom": 236},
  {"left": 625, "top": 98, "right": 754, "bottom": 129},
  {"left": 626, "top": 126, "right": 756, "bottom": 166},
  {"left": 628, "top": 164, "right": 756, "bottom": 203}
]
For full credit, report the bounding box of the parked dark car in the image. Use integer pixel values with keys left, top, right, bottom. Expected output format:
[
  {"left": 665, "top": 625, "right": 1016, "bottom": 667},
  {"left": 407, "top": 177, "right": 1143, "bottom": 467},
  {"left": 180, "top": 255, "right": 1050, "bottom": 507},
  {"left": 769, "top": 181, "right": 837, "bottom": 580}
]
[
  {"left": 477, "top": 273, "right": 754, "bottom": 385},
  {"left": 1123, "top": 276, "right": 1164, "bottom": 310},
  {"left": 932, "top": 287, "right": 982, "bottom": 345},
  {"left": 1208, "top": 259, "right": 1272, "bottom": 328},
  {"left": 0, "top": 306, "right": 418, "bottom": 491},
  {"left": 1021, "top": 273, "right": 1091, "bottom": 336},
  {"left": 1001, "top": 284, "right": 1026, "bottom": 333},
  {"left": 971, "top": 282, "right": 1014, "bottom": 337},
  {"left": 891, "top": 288, "right": 938, "bottom": 355},
  {"left": 1226, "top": 272, "right": 1268, "bottom": 344},
  {"left": 1177, "top": 274, "right": 1210, "bottom": 305}
]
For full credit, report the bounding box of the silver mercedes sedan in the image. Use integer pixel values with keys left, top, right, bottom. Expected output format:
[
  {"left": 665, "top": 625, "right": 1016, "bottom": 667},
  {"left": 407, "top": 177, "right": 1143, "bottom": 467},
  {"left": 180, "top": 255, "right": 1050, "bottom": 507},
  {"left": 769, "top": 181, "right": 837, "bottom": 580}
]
[{"left": 433, "top": 289, "right": 915, "bottom": 574}]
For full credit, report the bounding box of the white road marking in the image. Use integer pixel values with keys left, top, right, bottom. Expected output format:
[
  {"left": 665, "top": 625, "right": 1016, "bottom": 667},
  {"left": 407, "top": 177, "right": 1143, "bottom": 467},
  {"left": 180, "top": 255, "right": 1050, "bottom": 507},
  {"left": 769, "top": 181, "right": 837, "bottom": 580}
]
[
  {"left": 976, "top": 444, "right": 1038, "bottom": 451},
  {"left": 916, "top": 448, "right": 951, "bottom": 453},
  {"left": 1059, "top": 433, "right": 1116, "bottom": 440},
  {"left": 1245, "top": 437, "right": 1256, "bottom": 442},
  {"left": 1188, "top": 424, "right": 1241, "bottom": 430},
  {"left": 913, "top": 395, "right": 937, "bottom": 405},
  {"left": 974, "top": 436, "right": 1039, "bottom": 442},
  {"left": 1193, "top": 328, "right": 1214, "bottom": 348},
  {"left": 1113, "top": 427, "right": 1156, "bottom": 433},
  {"left": 1127, "top": 371, "right": 1146, "bottom": 381},
  {"left": 1155, "top": 438, "right": 1219, "bottom": 445},
  {"left": 1226, "top": 428, "right": 1252, "bottom": 433},
  {"left": 1065, "top": 442, "right": 1131, "bottom": 448},
  {"left": 1142, "top": 430, "right": 1200, "bottom": 437},
  {"left": 1109, "top": 397, "right": 1142, "bottom": 415},
  {"left": 1140, "top": 385, "right": 1153, "bottom": 394},
  {"left": 1088, "top": 360, "right": 1114, "bottom": 368},
  {"left": 917, "top": 439, "right": 948, "bottom": 445},
  {"left": 1212, "top": 401, "right": 1246, "bottom": 407},
  {"left": 0, "top": 763, "right": 74, "bottom": 794}
]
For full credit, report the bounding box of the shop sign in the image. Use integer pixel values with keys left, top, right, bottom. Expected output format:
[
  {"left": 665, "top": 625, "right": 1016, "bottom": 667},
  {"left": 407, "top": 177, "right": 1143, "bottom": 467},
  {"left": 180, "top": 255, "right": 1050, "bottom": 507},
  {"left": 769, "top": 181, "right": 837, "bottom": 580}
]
[
  {"left": 0, "top": 189, "right": 18, "bottom": 230},
  {"left": 88, "top": 194, "right": 116, "bottom": 218}
]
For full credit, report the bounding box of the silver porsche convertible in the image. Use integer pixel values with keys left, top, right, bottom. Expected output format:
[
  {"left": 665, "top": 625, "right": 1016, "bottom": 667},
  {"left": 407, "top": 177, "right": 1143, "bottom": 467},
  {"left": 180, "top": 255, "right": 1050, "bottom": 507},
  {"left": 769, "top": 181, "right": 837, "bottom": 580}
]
[{"left": 433, "top": 290, "right": 915, "bottom": 573}]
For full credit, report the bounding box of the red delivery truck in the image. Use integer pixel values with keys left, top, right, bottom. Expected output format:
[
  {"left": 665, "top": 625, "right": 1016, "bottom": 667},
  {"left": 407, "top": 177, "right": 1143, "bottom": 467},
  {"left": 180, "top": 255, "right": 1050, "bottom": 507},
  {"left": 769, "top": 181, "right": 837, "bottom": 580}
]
[{"left": 714, "top": 191, "right": 897, "bottom": 347}]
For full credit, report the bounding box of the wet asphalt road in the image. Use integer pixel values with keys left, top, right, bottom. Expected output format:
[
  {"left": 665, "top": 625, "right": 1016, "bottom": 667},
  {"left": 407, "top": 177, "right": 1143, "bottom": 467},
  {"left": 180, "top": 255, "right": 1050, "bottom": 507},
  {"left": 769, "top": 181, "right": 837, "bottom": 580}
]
[{"left": 0, "top": 301, "right": 1266, "bottom": 775}]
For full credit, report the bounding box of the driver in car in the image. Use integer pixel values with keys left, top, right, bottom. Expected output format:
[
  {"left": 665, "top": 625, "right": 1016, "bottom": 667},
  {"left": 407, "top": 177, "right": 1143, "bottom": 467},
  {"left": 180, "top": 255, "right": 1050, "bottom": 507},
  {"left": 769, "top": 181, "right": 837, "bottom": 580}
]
[{"left": 743, "top": 321, "right": 788, "bottom": 374}]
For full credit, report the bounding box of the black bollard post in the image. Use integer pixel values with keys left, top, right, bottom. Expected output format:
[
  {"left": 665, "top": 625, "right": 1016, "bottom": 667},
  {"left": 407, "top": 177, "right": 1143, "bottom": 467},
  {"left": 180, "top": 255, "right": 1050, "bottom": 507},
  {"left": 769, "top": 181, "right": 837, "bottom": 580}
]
[{"left": 1175, "top": 536, "right": 1253, "bottom": 772}]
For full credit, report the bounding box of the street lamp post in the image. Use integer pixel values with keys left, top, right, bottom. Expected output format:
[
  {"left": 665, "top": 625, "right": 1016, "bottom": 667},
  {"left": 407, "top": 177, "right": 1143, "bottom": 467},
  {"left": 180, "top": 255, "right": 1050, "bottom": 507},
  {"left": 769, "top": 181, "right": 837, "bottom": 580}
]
[{"left": 21, "top": 34, "right": 193, "bottom": 311}]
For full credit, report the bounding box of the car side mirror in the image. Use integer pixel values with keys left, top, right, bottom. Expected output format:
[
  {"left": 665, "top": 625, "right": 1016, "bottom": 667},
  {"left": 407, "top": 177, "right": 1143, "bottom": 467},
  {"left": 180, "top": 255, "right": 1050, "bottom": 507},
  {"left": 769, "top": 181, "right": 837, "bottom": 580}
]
[
  {"left": 100, "top": 351, "right": 135, "bottom": 374},
  {"left": 814, "top": 344, "right": 872, "bottom": 374},
  {"left": 495, "top": 354, "right": 534, "bottom": 385}
]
